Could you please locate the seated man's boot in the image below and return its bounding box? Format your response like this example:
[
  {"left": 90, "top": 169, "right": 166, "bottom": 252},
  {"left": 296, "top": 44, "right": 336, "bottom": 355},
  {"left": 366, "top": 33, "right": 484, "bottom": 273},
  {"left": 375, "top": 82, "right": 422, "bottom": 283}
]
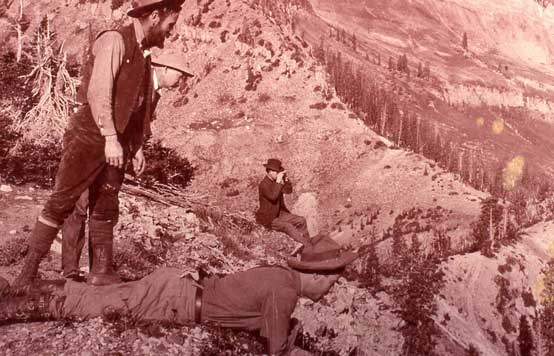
[
  {"left": 0, "top": 278, "right": 66, "bottom": 325},
  {"left": 88, "top": 243, "right": 121, "bottom": 286}
]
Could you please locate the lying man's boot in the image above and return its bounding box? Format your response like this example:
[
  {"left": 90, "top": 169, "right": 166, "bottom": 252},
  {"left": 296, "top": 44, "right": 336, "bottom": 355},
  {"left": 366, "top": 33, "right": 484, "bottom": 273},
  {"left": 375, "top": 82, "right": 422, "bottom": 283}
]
[
  {"left": 88, "top": 244, "right": 121, "bottom": 286},
  {"left": 0, "top": 277, "right": 67, "bottom": 325}
]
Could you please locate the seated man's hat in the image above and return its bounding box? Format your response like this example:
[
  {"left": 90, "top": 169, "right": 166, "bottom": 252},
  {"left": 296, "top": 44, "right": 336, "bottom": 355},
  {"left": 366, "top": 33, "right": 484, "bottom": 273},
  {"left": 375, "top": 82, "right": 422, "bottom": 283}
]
[
  {"left": 128, "top": 0, "right": 186, "bottom": 18},
  {"left": 263, "top": 158, "right": 284, "bottom": 172},
  {"left": 287, "top": 234, "right": 359, "bottom": 271}
]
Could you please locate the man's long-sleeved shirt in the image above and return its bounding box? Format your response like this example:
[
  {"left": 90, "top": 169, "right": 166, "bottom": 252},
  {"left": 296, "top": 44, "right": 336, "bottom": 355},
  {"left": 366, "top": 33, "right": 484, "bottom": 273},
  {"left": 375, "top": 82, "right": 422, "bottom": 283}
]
[{"left": 87, "top": 19, "right": 147, "bottom": 137}]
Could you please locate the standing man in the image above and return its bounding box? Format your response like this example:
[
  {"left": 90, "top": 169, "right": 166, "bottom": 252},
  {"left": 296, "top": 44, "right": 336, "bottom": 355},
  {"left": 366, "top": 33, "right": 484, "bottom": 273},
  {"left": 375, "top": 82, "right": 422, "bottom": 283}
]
[
  {"left": 15, "top": 0, "right": 185, "bottom": 287},
  {"left": 61, "top": 53, "right": 194, "bottom": 281},
  {"left": 256, "top": 158, "right": 311, "bottom": 247},
  {"left": 1, "top": 235, "right": 360, "bottom": 355}
]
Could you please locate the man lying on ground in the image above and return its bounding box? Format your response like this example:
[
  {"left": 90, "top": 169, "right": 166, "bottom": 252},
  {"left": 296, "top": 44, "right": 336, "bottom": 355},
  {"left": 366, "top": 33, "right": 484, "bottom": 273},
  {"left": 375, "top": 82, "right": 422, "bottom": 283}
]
[{"left": 0, "top": 235, "right": 359, "bottom": 356}]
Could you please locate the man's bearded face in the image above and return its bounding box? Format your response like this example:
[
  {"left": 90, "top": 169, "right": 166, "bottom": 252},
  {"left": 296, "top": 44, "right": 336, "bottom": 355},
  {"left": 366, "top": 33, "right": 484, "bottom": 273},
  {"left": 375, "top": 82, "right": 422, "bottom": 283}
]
[{"left": 149, "top": 12, "right": 179, "bottom": 49}]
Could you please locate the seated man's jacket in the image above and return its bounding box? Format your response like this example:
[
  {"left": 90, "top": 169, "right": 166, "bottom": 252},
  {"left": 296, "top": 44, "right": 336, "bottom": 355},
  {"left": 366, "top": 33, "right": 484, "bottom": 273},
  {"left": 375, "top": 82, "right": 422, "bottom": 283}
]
[{"left": 255, "top": 176, "right": 293, "bottom": 227}]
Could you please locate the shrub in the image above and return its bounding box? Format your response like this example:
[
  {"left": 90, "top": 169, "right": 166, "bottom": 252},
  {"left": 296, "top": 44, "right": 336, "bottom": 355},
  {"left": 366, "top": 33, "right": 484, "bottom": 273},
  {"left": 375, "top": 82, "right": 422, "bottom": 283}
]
[
  {"left": 138, "top": 140, "right": 195, "bottom": 189},
  {"left": 208, "top": 21, "right": 221, "bottom": 28},
  {"left": 330, "top": 102, "right": 344, "bottom": 110},
  {"left": 309, "top": 102, "right": 327, "bottom": 110},
  {"left": 258, "top": 93, "right": 271, "bottom": 103},
  {"left": 217, "top": 92, "right": 235, "bottom": 105},
  {"left": 0, "top": 134, "right": 61, "bottom": 188}
]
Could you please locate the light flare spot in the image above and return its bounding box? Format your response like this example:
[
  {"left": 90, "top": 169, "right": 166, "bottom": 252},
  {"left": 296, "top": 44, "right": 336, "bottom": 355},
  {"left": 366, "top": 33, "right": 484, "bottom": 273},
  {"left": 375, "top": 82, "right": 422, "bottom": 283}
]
[
  {"left": 492, "top": 118, "right": 504, "bottom": 134},
  {"left": 476, "top": 117, "right": 485, "bottom": 127},
  {"left": 534, "top": 277, "right": 545, "bottom": 304},
  {"left": 502, "top": 155, "right": 525, "bottom": 191},
  {"left": 548, "top": 240, "right": 554, "bottom": 258}
]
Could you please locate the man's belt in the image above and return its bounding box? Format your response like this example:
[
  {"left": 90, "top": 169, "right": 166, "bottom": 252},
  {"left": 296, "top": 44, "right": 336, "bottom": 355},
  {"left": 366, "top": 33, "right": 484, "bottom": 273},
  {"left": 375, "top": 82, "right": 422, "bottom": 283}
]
[
  {"left": 181, "top": 269, "right": 206, "bottom": 324},
  {"left": 194, "top": 284, "right": 202, "bottom": 324}
]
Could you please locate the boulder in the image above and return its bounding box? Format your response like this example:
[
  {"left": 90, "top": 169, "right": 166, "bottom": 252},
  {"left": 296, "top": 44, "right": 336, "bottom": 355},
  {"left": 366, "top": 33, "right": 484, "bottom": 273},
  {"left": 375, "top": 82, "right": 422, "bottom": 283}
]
[{"left": 292, "top": 192, "right": 319, "bottom": 237}]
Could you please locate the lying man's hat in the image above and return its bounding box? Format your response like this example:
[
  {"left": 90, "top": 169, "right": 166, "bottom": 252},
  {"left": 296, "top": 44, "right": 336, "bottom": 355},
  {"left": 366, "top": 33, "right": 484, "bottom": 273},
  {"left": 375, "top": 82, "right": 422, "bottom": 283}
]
[
  {"left": 152, "top": 53, "right": 194, "bottom": 77},
  {"left": 263, "top": 158, "right": 284, "bottom": 172},
  {"left": 128, "top": 0, "right": 185, "bottom": 18},
  {"left": 287, "top": 234, "right": 359, "bottom": 271}
]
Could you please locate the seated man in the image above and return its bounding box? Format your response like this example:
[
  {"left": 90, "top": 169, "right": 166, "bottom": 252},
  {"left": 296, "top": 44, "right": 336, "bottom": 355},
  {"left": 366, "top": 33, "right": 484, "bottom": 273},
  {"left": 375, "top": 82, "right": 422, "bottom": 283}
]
[
  {"left": 0, "top": 236, "right": 359, "bottom": 356},
  {"left": 255, "top": 158, "right": 311, "bottom": 247},
  {"left": 61, "top": 53, "right": 194, "bottom": 282}
]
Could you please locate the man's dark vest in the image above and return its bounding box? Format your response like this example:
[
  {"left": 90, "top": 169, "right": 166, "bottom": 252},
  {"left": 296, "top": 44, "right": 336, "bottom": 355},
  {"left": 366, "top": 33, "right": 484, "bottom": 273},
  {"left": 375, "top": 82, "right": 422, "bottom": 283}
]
[{"left": 76, "top": 24, "right": 153, "bottom": 137}]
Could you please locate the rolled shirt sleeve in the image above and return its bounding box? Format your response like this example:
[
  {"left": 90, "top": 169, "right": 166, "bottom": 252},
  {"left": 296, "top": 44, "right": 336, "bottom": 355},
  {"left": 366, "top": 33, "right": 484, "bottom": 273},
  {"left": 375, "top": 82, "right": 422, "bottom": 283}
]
[{"left": 87, "top": 31, "right": 125, "bottom": 137}]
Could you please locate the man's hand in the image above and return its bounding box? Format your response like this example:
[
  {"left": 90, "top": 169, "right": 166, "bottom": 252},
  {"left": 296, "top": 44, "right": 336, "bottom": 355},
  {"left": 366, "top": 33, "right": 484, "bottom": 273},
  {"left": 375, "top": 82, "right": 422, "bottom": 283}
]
[
  {"left": 104, "top": 135, "right": 124, "bottom": 169},
  {"left": 276, "top": 170, "right": 287, "bottom": 184},
  {"left": 132, "top": 147, "right": 146, "bottom": 176}
]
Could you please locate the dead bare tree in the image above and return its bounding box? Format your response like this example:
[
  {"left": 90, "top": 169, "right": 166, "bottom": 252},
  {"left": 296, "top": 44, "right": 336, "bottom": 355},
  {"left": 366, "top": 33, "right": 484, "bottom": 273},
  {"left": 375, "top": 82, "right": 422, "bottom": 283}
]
[
  {"left": 380, "top": 102, "right": 387, "bottom": 136},
  {"left": 397, "top": 111, "right": 403, "bottom": 145},
  {"left": 415, "top": 115, "right": 421, "bottom": 153},
  {"left": 12, "top": 17, "right": 77, "bottom": 145},
  {"left": 15, "top": 0, "right": 24, "bottom": 62}
]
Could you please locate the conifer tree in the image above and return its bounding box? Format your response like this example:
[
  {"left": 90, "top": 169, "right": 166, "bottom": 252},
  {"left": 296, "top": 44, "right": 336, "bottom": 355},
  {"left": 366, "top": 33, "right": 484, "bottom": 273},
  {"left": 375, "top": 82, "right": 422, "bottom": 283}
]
[
  {"left": 462, "top": 32, "right": 468, "bottom": 51},
  {"left": 423, "top": 62, "right": 430, "bottom": 80},
  {"left": 466, "top": 344, "right": 481, "bottom": 356},
  {"left": 518, "top": 315, "right": 535, "bottom": 356},
  {"left": 539, "top": 261, "right": 554, "bottom": 356}
]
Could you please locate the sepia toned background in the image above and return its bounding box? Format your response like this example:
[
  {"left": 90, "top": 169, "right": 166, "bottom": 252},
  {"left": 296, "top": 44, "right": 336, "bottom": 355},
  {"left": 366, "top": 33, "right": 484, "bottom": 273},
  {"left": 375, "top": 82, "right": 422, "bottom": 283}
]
[{"left": 1, "top": 0, "right": 554, "bottom": 355}]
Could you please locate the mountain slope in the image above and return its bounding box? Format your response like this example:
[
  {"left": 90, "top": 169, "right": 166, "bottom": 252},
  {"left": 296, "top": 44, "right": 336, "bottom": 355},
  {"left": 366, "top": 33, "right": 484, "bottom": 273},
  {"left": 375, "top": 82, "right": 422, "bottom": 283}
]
[{"left": 1, "top": 0, "right": 554, "bottom": 355}]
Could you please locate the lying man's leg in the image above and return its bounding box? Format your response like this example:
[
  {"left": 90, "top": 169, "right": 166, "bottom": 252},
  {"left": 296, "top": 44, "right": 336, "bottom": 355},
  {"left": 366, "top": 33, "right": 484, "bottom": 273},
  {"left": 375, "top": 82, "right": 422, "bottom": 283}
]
[{"left": 1, "top": 268, "right": 199, "bottom": 325}]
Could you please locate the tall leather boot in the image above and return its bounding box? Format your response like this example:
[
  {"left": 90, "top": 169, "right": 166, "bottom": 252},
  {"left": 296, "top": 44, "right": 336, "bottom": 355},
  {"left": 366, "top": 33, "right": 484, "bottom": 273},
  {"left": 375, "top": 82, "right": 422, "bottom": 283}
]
[
  {"left": 88, "top": 243, "right": 121, "bottom": 286},
  {"left": 0, "top": 278, "right": 66, "bottom": 326},
  {"left": 13, "top": 221, "right": 59, "bottom": 287},
  {"left": 87, "top": 218, "right": 121, "bottom": 286}
]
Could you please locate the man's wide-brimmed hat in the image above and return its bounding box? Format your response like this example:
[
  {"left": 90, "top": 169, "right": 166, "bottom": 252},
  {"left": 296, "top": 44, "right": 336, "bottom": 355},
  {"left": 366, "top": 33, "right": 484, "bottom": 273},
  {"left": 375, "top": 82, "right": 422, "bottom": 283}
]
[
  {"left": 128, "top": 0, "right": 185, "bottom": 18},
  {"left": 263, "top": 158, "right": 284, "bottom": 172},
  {"left": 152, "top": 53, "right": 194, "bottom": 77},
  {"left": 287, "top": 234, "right": 359, "bottom": 271}
]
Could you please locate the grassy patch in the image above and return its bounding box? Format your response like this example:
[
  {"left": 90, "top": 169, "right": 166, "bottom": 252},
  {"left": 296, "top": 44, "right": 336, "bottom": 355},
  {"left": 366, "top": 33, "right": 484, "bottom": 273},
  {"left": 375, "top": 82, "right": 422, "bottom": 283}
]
[{"left": 0, "top": 236, "right": 28, "bottom": 266}]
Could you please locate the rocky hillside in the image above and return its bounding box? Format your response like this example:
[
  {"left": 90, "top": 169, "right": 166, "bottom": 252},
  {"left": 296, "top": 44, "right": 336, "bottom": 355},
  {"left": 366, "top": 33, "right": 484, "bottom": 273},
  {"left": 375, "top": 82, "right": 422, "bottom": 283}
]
[{"left": 1, "top": 0, "right": 554, "bottom": 355}]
